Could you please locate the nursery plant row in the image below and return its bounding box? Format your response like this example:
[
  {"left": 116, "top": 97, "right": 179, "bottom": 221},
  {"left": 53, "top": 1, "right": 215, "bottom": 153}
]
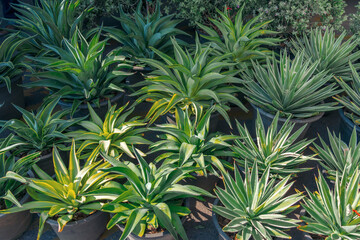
[{"left": 0, "top": 0, "right": 360, "bottom": 240}]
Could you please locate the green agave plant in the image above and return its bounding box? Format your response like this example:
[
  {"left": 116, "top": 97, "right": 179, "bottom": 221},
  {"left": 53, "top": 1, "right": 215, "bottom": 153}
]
[
  {"left": 10, "top": 0, "right": 90, "bottom": 55},
  {"left": 149, "top": 106, "right": 237, "bottom": 176},
  {"left": 95, "top": 148, "right": 213, "bottom": 240},
  {"left": 25, "top": 30, "right": 132, "bottom": 115},
  {"left": 67, "top": 102, "right": 150, "bottom": 159},
  {"left": 0, "top": 134, "right": 40, "bottom": 210},
  {"left": 0, "top": 33, "right": 30, "bottom": 93},
  {"left": 0, "top": 141, "right": 116, "bottom": 240},
  {"left": 132, "top": 36, "right": 247, "bottom": 125},
  {"left": 232, "top": 111, "right": 315, "bottom": 179},
  {"left": 100, "top": 0, "right": 187, "bottom": 60},
  {"left": 0, "top": 98, "right": 83, "bottom": 155},
  {"left": 334, "top": 63, "right": 360, "bottom": 126},
  {"left": 213, "top": 163, "right": 302, "bottom": 240},
  {"left": 312, "top": 128, "right": 360, "bottom": 181},
  {"left": 198, "top": 5, "right": 281, "bottom": 69},
  {"left": 291, "top": 27, "right": 360, "bottom": 81},
  {"left": 242, "top": 50, "right": 341, "bottom": 118},
  {"left": 300, "top": 169, "right": 360, "bottom": 239}
]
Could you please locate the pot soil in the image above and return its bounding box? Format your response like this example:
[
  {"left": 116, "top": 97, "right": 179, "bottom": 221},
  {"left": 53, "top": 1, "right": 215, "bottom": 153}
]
[
  {"left": 251, "top": 103, "right": 324, "bottom": 140},
  {"left": 116, "top": 199, "right": 189, "bottom": 240},
  {"left": 58, "top": 92, "right": 124, "bottom": 120},
  {"left": 338, "top": 108, "right": 360, "bottom": 143},
  {"left": 46, "top": 211, "right": 110, "bottom": 240},
  {"left": 0, "top": 171, "right": 34, "bottom": 240},
  {"left": 0, "top": 76, "right": 25, "bottom": 120}
]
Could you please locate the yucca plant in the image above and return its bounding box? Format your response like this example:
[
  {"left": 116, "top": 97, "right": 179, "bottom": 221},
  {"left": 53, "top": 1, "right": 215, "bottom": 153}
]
[
  {"left": 213, "top": 163, "right": 302, "bottom": 240},
  {"left": 291, "top": 28, "right": 360, "bottom": 81},
  {"left": 0, "top": 98, "right": 83, "bottom": 155},
  {"left": 25, "top": 30, "right": 132, "bottom": 115},
  {"left": 334, "top": 63, "right": 360, "bottom": 126},
  {"left": 198, "top": 6, "right": 281, "bottom": 69},
  {"left": 0, "top": 33, "right": 30, "bottom": 93},
  {"left": 9, "top": 0, "right": 90, "bottom": 55},
  {"left": 95, "top": 148, "right": 213, "bottom": 240},
  {"left": 149, "top": 106, "right": 237, "bottom": 176},
  {"left": 299, "top": 169, "right": 360, "bottom": 239},
  {"left": 100, "top": 0, "right": 187, "bottom": 60},
  {"left": 312, "top": 128, "right": 360, "bottom": 181},
  {"left": 67, "top": 102, "right": 150, "bottom": 159},
  {"left": 242, "top": 50, "right": 341, "bottom": 118},
  {"left": 232, "top": 111, "right": 315, "bottom": 179},
  {"left": 0, "top": 134, "right": 40, "bottom": 210},
  {"left": 132, "top": 36, "right": 247, "bottom": 125},
  {"left": 0, "top": 141, "right": 116, "bottom": 240}
]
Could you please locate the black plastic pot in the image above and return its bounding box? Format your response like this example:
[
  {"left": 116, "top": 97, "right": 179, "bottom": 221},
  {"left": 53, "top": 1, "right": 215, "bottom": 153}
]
[
  {"left": 58, "top": 93, "right": 124, "bottom": 120},
  {"left": 116, "top": 199, "right": 189, "bottom": 240},
  {"left": 181, "top": 173, "right": 220, "bottom": 193},
  {"left": 0, "top": 76, "right": 25, "bottom": 121},
  {"left": 338, "top": 109, "right": 360, "bottom": 143},
  {"left": 251, "top": 103, "right": 324, "bottom": 140},
  {"left": 0, "top": 172, "right": 34, "bottom": 240},
  {"left": 46, "top": 211, "right": 110, "bottom": 240},
  {"left": 36, "top": 150, "right": 69, "bottom": 176}
]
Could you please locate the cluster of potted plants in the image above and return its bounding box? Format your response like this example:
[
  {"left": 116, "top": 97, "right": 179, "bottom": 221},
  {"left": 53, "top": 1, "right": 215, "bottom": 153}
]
[{"left": 1, "top": 0, "right": 360, "bottom": 239}]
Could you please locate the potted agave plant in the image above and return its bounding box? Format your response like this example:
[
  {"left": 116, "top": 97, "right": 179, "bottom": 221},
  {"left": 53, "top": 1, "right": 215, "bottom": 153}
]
[
  {"left": 0, "top": 134, "right": 40, "bottom": 240},
  {"left": 198, "top": 5, "right": 281, "bottom": 70},
  {"left": 0, "top": 141, "right": 116, "bottom": 240},
  {"left": 97, "top": 148, "right": 213, "bottom": 240},
  {"left": 99, "top": 0, "right": 188, "bottom": 93},
  {"left": 0, "top": 98, "right": 83, "bottom": 175},
  {"left": 299, "top": 169, "right": 360, "bottom": 239},
  {"left": 242, "top": 50, "right": 341, "bottom": 138},
  {"left": 231, "top": 111, "right": 315, "bottom": 179},
  {"left": 312, "top": 127, "right": 360, "bottom": 181},
  {"left": 212, "top": 163, "right": 303, "bottom": 240},
  {"left": 9, "top": 0, "right": 91, "bottom": 55},
  {"left": 0, "top": 33, "right": 29, "bottom": 121},
  {"left": 26, "top": 29, "right": 133, "bottom": 118},
  {"left": 291, "top": 27, "right": 360, "bottom": 82},
  {"left": 67, "top": 102, "right": 150, "bottom": 160},
  {"left": 148, "top": 106, "right": 237, "bottom": 191},
  {"left": 132, "top": 35, "right": 247, "bottom": 126},
  {"left": 334, "top": 63, "right": 360, "bottom": 142}
]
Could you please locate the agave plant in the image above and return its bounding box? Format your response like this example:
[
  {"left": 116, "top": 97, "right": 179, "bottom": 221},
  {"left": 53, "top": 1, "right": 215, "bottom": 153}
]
[
  {"left": 213, "top": 163, "right": 302, "bottom": 240},
  {"left": 149, "top": 106, "right": 237, "bottom": 176},
  {"left": 300, "top": 169, "right": 360, "bottom": 239},
  {"left": 95, "top": 148, "right": 213, "bottom": 240},
  {"left": 25, "top": 30, "right": 132, "bottom": 115},
  {"left": 312, "top": 128, "right": 360, "bottom": 181},
  {"left": 0, "top": 33, "right": 30, "bottom": 93},
  {"left": 232, "top": 111, "right": 315, "bottom": 179},
  {"left": 0, "top": 141, "right": 116, "bottom": 240},
  {"left": 334, "top": 63, "right": 360, "bottom": 126},
  {"left": 291, "top": 28, "right": 360, "bottom": 81},
  {"left": 100, "top": 0, "right": 187, "bottom": 60},
  {"left": 0, "top": 134, "right": 39, "bottom": 210},
  {"left": 9, "top": 0, "right": 90, "bottom": 55},
  {"left": 132, "top": 36, "right": 247, "bottom": 125},
  {"left": 242, "top": 50, "right": 341, "bottom": 118},
  {"left": 198, "top": 6, "right": 281, "bottom": 69},
  {"left": 0, "top": 98, "right": 83, "bottom": 155},
  {"left": 67, "top": 102, "right": 150, "bottom": 159}
]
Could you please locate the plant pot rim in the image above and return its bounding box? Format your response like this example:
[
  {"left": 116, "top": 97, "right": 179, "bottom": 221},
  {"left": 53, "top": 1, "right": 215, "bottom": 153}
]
[
  {"left": 212, "top": 199, "right": 231, "bottom": 240},
  {"left": 0, "top": 75, "right": 22, "bottom": 89},
  {"left": 58, "top": 91, "right": 124, "bottom": 110},
  {"left": 338, "top": 108, "right": 360, "bottom": 132},
  {"left": 251, "top": 103, "right": 324, "bottom": 124},
  {"left": 116, "top": 198, "right": 190, "bottom": 239},
  {"left": 0, "top": 170, "right": 34, "bottom": 217},
  {"left": 45, "top": 210, "right": 105, "bottom": 226}
]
